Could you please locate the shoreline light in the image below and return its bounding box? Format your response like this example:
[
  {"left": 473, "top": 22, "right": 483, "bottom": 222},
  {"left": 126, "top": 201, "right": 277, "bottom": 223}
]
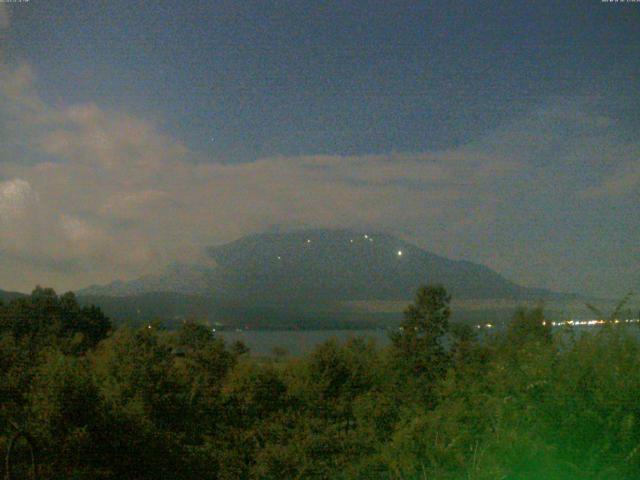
[{"left": 473, "top": 318, "right": 640, "bottom": 329}]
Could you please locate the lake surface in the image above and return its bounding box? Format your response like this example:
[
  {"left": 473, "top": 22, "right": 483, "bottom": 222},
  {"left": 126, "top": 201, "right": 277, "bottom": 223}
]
[
  {"left": 217, "top": 321, "right": 640, "bottom": 356},
  {"left": 217, "top": 329, "right": 392, "bottom": 356}
]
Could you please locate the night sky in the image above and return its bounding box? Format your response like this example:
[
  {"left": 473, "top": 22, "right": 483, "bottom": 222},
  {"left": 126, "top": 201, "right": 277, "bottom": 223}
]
[{"left": 0, "top": 0, "right": 638, "bottom": 296}]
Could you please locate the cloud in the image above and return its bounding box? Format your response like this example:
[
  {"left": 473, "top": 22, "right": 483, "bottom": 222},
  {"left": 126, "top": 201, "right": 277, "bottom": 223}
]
[
  {"left": 580, "top": 144, "right": 640, "bottom": 198},
  {"left": 0, "top": 62, "right": 637, "bottom": 295},
  {"left": 0, "top": 63, "right": 524, "bottom": 291},
  {"left": 0, "top": 178, "right": 35, "bottom": 222},
  {"left": 0, "top": 4, "right": 9, "bottom": 30}
]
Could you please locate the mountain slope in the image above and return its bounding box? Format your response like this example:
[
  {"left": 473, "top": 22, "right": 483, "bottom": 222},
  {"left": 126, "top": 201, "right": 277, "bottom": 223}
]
[
  {"left": 79, "top": 229, "right": 557, "bottom": 302},
  {"left": 207, "top": 230, "right": 539, "bottom": 301},
  {"left": 75, "top": 229, "right": 581, "bottom": 327},
  {"left": 80, "top": 263, "right": 217, "bottom": 297},
  {"left": 0, "top": 288, "right": 27, "bottom": 303}
]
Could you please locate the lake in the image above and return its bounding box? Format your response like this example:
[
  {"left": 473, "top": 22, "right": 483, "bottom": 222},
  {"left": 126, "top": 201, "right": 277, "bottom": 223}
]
[
  {"left": 217, "top": 329, "right": 392, "bottom": 356},
  {"left": 217, "top": 320, "right": 640, "bottom": 356}
]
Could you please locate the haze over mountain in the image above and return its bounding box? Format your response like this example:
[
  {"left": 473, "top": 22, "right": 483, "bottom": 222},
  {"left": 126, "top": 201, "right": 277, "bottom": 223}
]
[{"left": 80, "top": 229, "right": 562, "bottom": 302}]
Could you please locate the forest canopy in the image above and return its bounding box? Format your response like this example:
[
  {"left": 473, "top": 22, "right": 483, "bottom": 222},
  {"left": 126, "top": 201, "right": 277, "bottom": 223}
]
[{"left": 1, "top": 286, "right": 640, "bottom": 479}]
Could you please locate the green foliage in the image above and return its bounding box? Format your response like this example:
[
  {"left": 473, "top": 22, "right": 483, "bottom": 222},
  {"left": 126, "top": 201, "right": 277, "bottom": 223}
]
[
  {"left": 506, "top": 306, "right": 552, "bottom": 345},
  {"left": 0, "top": 287, "right": 111, "bottom": 353},
  {"left": 2, "top": 284, "right": 640, "bottom": 479},
  {"left": 390, "top": 284, "right": 452, "bottom": 404}
]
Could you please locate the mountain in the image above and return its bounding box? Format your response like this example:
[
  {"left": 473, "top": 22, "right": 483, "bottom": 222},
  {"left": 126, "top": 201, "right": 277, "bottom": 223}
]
[
  {"left": 80, "top": 263, "right": 217, "bottom": 297},
  {"left": 204, "top": 230, "right": 556, "bottom": 302},
  {"left": 80, "top": 229, "right": 563, "bottom": 302},
  {"left": 76, "top": 230, "right": 573, "bottom": 328}
]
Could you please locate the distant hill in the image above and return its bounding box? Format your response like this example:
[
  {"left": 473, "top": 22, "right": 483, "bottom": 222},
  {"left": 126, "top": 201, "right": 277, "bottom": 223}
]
[
  {"left": 0, "top": 288, "right": 26, "bottom": 303},
  {"left": 76, "top": 230, "right": 577, "bottom": 327},
  {"left": 80, "top": 263, "right": 217, "bottom": 297}
]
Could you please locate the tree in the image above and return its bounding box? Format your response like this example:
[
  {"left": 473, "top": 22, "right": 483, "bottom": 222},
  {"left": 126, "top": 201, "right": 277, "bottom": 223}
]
[
  {"left": 506, "top": 306, "right": 551, "bottom": 345},
  {"left": 89, "top": 325, "right": 191, "bottom": 479},
  {"left": 0, "top": 287, "right": 111, "bottom": 352},
  {"left": 230, "top": 340, "right": 250, "bottom": 357},
  {"left": 176, "top": 320, "right": 215, "bottom": 350},
  {"left": 27, "top": 351, "right": 103, "bottom": 478},
  {"left": 390, "top": 285, "right": 451, "bottom": 403}
]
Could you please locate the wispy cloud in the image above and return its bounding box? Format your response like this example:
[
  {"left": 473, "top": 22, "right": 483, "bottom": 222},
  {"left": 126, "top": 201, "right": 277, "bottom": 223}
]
[
  {"left": 0, "top": 62, "right": 637, "bottom": 295},
  {"left": 580, "top": 144, "right": 640, "bottom": 198},
  {"left": 0, "top": 63, "right": 523, "bottom": 290}
]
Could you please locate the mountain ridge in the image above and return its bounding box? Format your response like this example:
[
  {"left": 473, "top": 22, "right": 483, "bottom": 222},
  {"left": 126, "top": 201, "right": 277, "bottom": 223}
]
[
  {"left": 0, "top": 288, "right": 27, "bottom": 303},
  {"left": 79, "top": 229, "right": 566, "bottom": 301}
]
